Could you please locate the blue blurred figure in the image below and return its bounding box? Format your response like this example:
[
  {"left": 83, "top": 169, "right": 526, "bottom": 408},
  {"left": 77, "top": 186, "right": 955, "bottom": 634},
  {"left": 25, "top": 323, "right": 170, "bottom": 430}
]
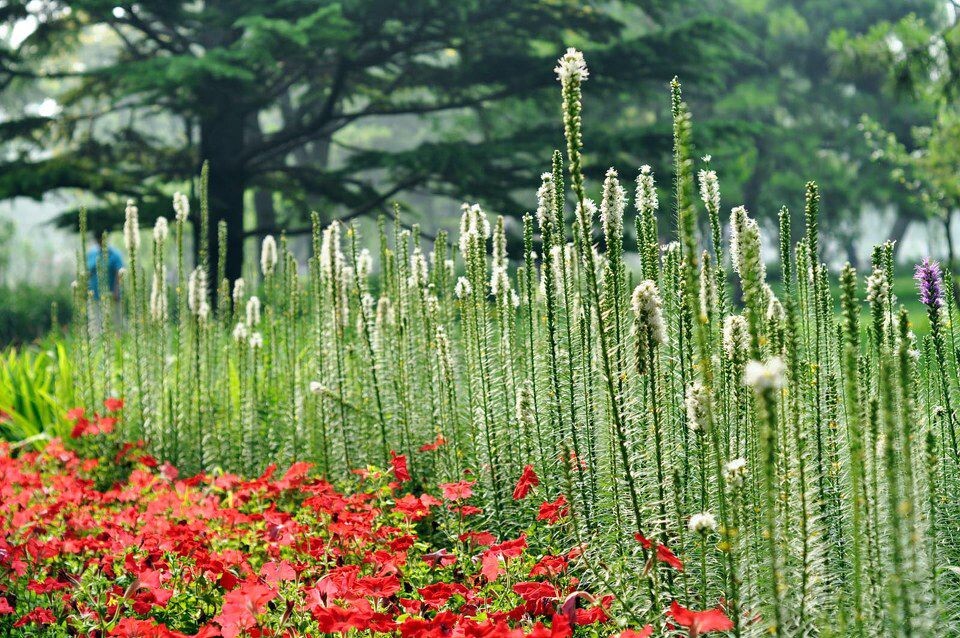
[{"left": 87, "top": 237, "right": 124, "bottom": 301}]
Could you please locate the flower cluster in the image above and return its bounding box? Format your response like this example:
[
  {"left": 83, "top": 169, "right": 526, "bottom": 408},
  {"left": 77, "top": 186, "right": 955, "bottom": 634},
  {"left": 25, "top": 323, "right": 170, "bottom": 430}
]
[
  {"left": 0, "top": 416, "right": 733, "bottom": 638},
  {"left": 914, "top": 257, "right": 944, "bottom": 309}
]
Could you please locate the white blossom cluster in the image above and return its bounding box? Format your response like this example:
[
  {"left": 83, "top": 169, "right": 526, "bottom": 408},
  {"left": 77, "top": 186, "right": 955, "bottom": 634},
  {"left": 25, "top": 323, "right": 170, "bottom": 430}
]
[
  {"left": 631, "top": 280, "right": 668, "bottom": 346},
  {"left": 124, "top": 199, "right": 140, "bottom": 253},
  {"left": 865, "top": 267, "right": 889, "bottom": 304},
  {"left": 260, "top": 235, "right": 278, "bottom": 276},
  {"left": 408, "top": 247, "right": 429, "bottom": 289},
  {"left": 455, "top": 276, "right": 472, "bottom": 300},
  {"left": 635, "top": 165, "right": 659, "bottom": 214},
  {"left": 684, "top": 382, "right": 710, "bottom": 433},
  {"left": 600, "top": 168, "right": 626, "bottom": 241},
  {"left": 689, "top": 511, "right": 718, "bottom": 534},
  {"left": 698, "top": 169, "right": 720, "bottom": 214},
  {"left": 187, "top": 267, "right": 208, "bottom": 319},
  {"left": 729, "top": 205, "right": 763, "bottom": 281},
  {"left": 722, "top": 314, "right": 749, "bottom": 361},
  {"left": 150, "top": 267, "right": 167, "bottom": 322},
  {"left": 724, "top": 457, "right": 748, "bottom": 486},
  {"left": 554, "top": 47, "right": 588, "bottom": 84},
  {"left": 232, "top": 278, "right": 246, "bottom": 308},
  {"left": 246, "top": 296, "right": 261, "bottom": 327},
  {"left": 153, "top": 216, "right": 169, "bottom": 245},
  {"left": 459, "top": 203, "right": 490, "bottom": 256},
  {"left": 173, "top": 191, "right": 189, "bottom": 223},
  {"left": 744, "top": 357, "right": 787, "bottom": 390},
  {"left": 536, "top": 173, "right": 556, "bottom": 232}
]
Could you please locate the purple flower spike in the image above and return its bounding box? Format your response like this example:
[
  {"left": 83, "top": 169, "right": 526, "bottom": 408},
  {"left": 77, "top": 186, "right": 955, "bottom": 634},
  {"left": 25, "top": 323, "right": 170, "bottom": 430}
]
[{"left": 915, "top": 257, "right": 945, "bottom": 308}]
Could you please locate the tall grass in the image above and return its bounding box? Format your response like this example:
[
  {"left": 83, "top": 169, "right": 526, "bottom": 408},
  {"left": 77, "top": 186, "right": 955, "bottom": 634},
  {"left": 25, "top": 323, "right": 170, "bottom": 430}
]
[
  {"left": 0, "top": 343, "right": 77, "bottom": 446},
  {"left": 64, "top": 49, "right": 959, "bottom": 635}
]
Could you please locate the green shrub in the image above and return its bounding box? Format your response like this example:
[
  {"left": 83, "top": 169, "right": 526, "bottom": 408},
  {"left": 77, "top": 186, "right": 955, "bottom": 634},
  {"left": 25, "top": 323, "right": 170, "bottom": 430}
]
[{"left": 0, "top": 284, "right": 71, "bottom": 346}]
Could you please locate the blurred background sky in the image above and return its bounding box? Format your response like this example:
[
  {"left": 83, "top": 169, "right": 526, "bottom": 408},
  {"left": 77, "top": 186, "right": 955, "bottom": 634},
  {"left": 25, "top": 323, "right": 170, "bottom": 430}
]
[{"left": 0, "top": 0, "right": 958, "bottom": 288}]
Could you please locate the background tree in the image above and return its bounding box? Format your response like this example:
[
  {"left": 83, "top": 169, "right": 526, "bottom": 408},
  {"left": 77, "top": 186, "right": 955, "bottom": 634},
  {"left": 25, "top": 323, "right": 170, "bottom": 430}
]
[
  {"left": 833, "top": 8, "right": 960, "bottom": 267},
  {"left": 0, "top": 0, "right": 739, "bottom": 282},
  {"left": 667, "top": 0, "right": 942, "bottom": 266}
]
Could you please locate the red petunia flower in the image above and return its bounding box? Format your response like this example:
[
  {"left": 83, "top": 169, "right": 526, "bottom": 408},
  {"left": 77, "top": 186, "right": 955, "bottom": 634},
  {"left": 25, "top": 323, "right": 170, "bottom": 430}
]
[
  {"left": 656, "top": 544, "right": 684, "bottom": 572},
  {"left": 422, "top": 548, "right": 457, "bottom": 568},
  {"left": 417, "top": 582, "right": 468, "bottom": 609},
  {"left": 537, "top": 495, "right": 569, "bottom": 524},
  {"left": 667, "top": 600, "right": 734, "bottom": 636},
  {"left": 459, "top": 530, "right": 496, "bottom": 547},
  {"left": 103, "top": 397, "right": 125, "bottom": 411},
  {"left": 214, "top": 581, "right": 277, "bottom": 638},
  {"left": 489, "top": 534, "right": 527, "bottom": 558},
  {"left": 616, "top": 627, "right": 654, "bottom": 638},
  {"left": 259, "top": 561, "right": 297, "bottom": 584},
  {"left": 419, "top": 433, "right": 447, "bottom": 452},
  {"left": 450, "top": 505, "right": 482, "bottom": 517},
  {"left": 512, "top": 464, "right": 540, "bottom": 500},
  {"left": 513, "top": 580, "right": 558, "bottom": 602},
  {"left": 439, "top": 480, "right": 475, "bottom": 501},
  {"left": 530, "top": 554, "right": 568, "bottom": 578},
  {"left": 13, "top": 607, "right": 55, "bottom": 628},
  {"left": 357, "top": 574, "right": 402, "bottom": 598},
  {"left": 390, "top": 451, "right": 411, "bottom": 482},
  {"left": 634, "top": 534, "right": 684, "bottom": 571}
]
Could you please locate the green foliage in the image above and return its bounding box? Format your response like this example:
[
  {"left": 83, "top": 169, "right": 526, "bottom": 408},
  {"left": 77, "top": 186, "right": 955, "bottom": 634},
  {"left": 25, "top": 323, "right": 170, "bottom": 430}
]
[
  {"left": 0, "top": 284, "right": 71, "bottom": 346},
  {"left": 0, "top": 343, "right": 76, "bottom": 447}
]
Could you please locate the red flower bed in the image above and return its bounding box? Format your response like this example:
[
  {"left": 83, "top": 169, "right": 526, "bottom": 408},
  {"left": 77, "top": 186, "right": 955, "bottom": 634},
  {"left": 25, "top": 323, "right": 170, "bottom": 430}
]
[{"left": 0, "top": 403, "right": 732, "bottom": 637}]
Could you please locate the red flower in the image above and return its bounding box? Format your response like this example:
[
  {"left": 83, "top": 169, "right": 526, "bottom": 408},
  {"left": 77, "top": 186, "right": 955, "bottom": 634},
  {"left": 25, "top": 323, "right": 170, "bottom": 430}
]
[
  {"left": 439, "top": 480, "right": 475, "bottom": 501},
  {"left": 259, "top": 560, "right": 297, "bottom": 584},
  {"left": 214, "top": 581, "right": 277, "bottom": 638},
  {"left": 480, "top": 551, "right": 503, "bottom": 582},
  {"left": 459, "top": 530, "right": 496, "bottom": 547},
  {"left": 489, "top": 534, "right": 527, "bottom": 558},
  {"left": 394, "top": 493, "right": 438, "bottom": 521},
  {"left": 419, "top": 433, "right": 447, "bottom": 452},
  {"left": 0, "top": 597, "right": 12, "bottom": 615},
  {"left": 616, "top": 627, "right": 654, "bottom": 638},
  {"left": 390, "top": 451, "right": 411, "bottom": 482},
  {"left": 656, "top": 544, "right": 684, "bottom": 572},
  {"left": 667, "top": 600, "right": 734, "bottom": 635},
  {"left": 634, "top": 534, "right": 684, "bottom": 571},
  {"left": 104, "top": 397, "right": 125, "bottom": 411},
  {"left": 418, "top": 582, "right": 468, "bottom": 608},
  {"left": 530, "top": 554, "right": 568, "bottom": 578},
  {"left": 69, "top": 415, "right": 92, "bottom": 438},
  {"left": 513, "top": 581, "right": 558, "bottom": 602},
  {"left": 13, "top": 607, "right": 55, "bottom": 628},
  {"left": 512, "top": 464, "right": 540, "bottom": 500},
  {"left": 537, "top": 495, "right": 569, "bottom": 524},
  {"left": 450, "top": 505, "right": 482, "bottom": 517},
  {"left": 357, "top": 574, "right": 402, "bottom": 598}
]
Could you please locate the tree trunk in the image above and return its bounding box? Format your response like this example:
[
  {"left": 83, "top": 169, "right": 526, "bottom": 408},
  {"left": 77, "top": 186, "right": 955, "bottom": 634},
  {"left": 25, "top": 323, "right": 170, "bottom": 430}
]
[
  {"left": 197, "top": 0, "right": 246, "bottom": 288},
  {"left": 200, "top": 103, "right": 246, "bottom": 287},
  {"left": 887, "top": 213, "right": 910, "bottom": 263},
  {"left": 843, "top": 234, "right": 859, "bottom": 270},
  {"left": 247, "top": 117, "right": 277, "bottom": 232}
]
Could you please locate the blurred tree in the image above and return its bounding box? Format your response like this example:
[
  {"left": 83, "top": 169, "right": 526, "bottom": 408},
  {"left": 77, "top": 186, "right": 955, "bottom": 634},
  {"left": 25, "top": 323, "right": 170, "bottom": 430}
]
[
  {"left": 665, "top": 0, "right": 942, "bottom": 266},
  {"left": 0, "top": 1, "right": 739, "bottom": 282},
  {"left": 833, "top": 9, "right": 960, "bottom": 267}
]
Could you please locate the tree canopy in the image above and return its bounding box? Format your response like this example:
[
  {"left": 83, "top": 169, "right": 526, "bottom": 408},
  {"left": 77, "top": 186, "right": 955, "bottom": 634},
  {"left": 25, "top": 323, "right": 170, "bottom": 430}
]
[{"left": 0, "top": 0, "right": 740, "bottom": 281}]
